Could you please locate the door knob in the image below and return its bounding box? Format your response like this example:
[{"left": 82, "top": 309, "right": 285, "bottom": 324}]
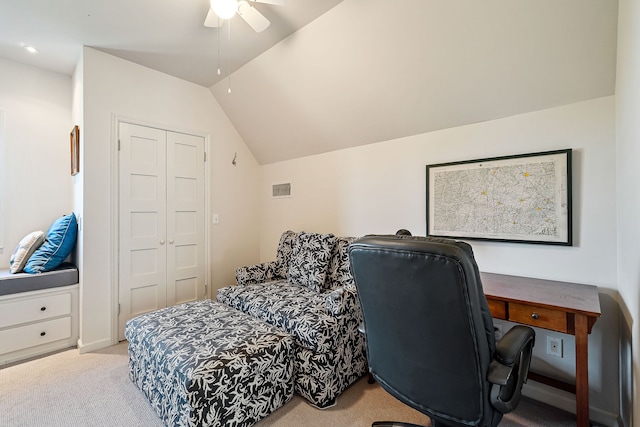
[
  {"left": 160, "top": 240, "right": 165, "bottom": 245},
  {"left": 169, "top": 239, "right": 174, "bottom": 244}
]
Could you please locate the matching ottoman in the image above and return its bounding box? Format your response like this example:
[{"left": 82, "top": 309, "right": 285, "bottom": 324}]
[{"left": 125, "top": 300, "right": 294, "bottom": 427}]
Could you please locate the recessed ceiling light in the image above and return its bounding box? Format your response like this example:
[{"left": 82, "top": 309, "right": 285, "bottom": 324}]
[{"left": 24, "top": 45, "right": 38, "bottom": 54}]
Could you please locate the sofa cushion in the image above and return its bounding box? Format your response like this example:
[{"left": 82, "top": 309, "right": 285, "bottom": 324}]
[
  {"left": 274, "top": 230, "right": 298, "bottom": 279},
  {"left": 288, "top": 232, "right": 336, "bottom": 292},
  {"left": 326, "top": 236, "right": 356, "bottom": 290},
  {"left": 217, "top": 282, "right": 338, "bottom": 353},
  {"left": 0, "top": 263, "right": 78, "bottom": 296}
]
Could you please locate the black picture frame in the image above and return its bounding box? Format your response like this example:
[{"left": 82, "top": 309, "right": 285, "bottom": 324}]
[{"left": 426, "top": 149, "right": 572, "bottom": 245}]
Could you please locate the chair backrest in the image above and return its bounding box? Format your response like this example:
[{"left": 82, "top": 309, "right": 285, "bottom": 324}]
[{"left": 348, "top": 235, "right": 500, "bottom": 427}]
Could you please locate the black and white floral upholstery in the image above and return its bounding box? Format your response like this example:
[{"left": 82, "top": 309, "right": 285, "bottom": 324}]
[
  {"left": 326, "top": 236, "right": 357, "bottom": 290},
  {"left": 236, "top": 230, "right": 298, "bottom": 286},
  {"left": 324, "top": 285, "right": 360, "bottom": 316},
  {"left": 217, "top": 232, "right": 367, "bottom": 409},
  {"left": 274, "top": 230, "right": 298, "bottom": 278},
  {"left": 218, "top": 282, "right": 336, "bottom": 353},
  {"left": 288, "top": 232, "right": 336, "bottom": 292},
  {"left": 125, "top": 300, "right": 294, "bottom": 427},
  {"left": 235, "top": 261, "right": 280, "bottom": 286}
]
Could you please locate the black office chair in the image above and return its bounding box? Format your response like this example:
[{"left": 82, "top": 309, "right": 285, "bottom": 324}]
[{"left": 348, "top": 235, "right": 535, "bottom": 427}]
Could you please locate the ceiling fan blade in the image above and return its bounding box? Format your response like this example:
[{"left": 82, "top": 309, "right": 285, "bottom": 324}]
[
  {"left": 204, "top": 8, "right": 222, "bottom": 28},
  {"left": 249, "top": 0, "right": 285, "bottom": 5},
  {"left": 237, "top": 1, "right": 270, "bottom": 32}
]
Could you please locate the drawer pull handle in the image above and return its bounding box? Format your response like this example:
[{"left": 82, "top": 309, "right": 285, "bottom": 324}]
[
  {"left": 531, "top": 313, "right": 539, "bottom": 320},
  {"left": 40, "top": 332, "right": 46, "bottom": 337},
  {"left": 40, "top": 306, "right": 47, "bottom": 311}
]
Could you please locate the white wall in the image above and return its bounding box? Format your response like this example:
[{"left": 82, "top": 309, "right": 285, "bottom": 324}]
[
  {"left": 260, "top": 97, "right": 617, "bottom": 284},
  {"left": 260, "top": 96, "right": 620, "bottom": 424},
  {"left": 77, "top": 48, "right": 261, "bottom": 352},
  {"left": 615, "top": 0, "right": 640, "bottom": 426},
  {"left": 0, "top": 58, "right": 73, "bottom": 266}
]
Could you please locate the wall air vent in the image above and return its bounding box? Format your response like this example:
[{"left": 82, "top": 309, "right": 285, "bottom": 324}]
[{"left": 272, "top": 182, "right": 292, "bottom": 198}]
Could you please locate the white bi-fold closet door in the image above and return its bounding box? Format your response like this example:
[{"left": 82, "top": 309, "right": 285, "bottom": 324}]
[{"left": 118, "top": 122, "right": 206, "bottom": 340}]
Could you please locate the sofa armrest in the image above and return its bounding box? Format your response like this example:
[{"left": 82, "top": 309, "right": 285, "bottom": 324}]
[
  {"left": 236, "top": 261, "right": 281, "bottom": 286},
  {"left": 325, "top": 285, "right": 360, "bottom": 316}
]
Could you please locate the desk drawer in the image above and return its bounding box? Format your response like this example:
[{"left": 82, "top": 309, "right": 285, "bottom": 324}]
[
  {"left": 0, "top": 317, "right": 71, "bottom": 354},
  {"left": 487, "top": 299, "right": 506, "bottom": 319},
  {"left": 509, "top": 302, "right": 567, "bottom": 332}
]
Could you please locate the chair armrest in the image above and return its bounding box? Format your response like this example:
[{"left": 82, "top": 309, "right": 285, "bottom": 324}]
[
  {"left": 236, "top": 261, "right": 281, "bottom": 286},
  {"left": 325, "top": 285, "right": 360, "bottom": 316},
  {"left": 488, "top": 325, "right": 535, "bottom": 414},
  {"left": 494, "top": 324, "right": 536, "bottom": 366},
  {"left": 488, "top": 325, "right": 535, "bottom": 385}
]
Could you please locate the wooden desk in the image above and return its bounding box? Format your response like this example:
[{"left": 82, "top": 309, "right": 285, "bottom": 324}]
[{"left": 480, "top": 272, "right": 601, "bottom": 427}]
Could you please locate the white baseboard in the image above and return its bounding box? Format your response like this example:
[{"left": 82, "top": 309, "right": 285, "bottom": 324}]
[
  {"left": 523, "top": 381, "right": 621, "bottom": 427},
  {"left": 76, "top": 338, "right": 113, "bottom": 354}
]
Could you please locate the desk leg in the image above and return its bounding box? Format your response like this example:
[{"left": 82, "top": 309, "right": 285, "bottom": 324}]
[{"left": 575, "top": 314, "right": 590, "bottom": 427}]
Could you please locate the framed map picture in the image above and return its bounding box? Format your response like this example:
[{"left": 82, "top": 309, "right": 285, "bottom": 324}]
[{"left": 426, "top": 149, "right": 572, "bottom": 245}]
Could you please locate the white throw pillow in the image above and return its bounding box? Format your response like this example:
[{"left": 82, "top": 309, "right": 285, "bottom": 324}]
[{"left": 9, "top": 231, "right": 45, "bottom": 274}]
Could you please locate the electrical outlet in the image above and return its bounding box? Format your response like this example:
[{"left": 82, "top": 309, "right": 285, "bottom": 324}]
[{"left": 547, "top": 336, "right": 563, "bottom": 358}]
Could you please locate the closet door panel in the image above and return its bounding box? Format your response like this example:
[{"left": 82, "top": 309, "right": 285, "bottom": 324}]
[
  {"left": 118, "top": 123, "right": 168, "bottom": 340},
  {"left": 166, "top": 131, "right": 206, "bottom": 306}
]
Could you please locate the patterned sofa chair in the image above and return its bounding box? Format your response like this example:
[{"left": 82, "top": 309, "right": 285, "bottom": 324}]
[{"left": 216, "top": 230, "right": 368, "bottom": 408}]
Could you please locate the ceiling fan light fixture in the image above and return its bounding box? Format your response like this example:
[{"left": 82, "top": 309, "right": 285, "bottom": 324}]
[{"left": 211, "top": 0, "right": 238, "bottom": 19}]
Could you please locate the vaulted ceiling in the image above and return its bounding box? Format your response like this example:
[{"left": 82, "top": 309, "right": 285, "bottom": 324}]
[
  {"left": 0, "top": 0, "right": 618, "bottom": 165},
  {"left": 211, "top": 0, "right": 619, "bottom": 164}
]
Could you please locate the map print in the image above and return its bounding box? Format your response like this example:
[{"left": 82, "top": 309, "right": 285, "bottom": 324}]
[{"left": 428, "top": 153, "right": 570, "bottom": 243}]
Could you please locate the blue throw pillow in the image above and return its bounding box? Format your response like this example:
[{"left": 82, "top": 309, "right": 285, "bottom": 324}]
[{"left": 24, "top": 213, "right": 77, "bottom": 274}]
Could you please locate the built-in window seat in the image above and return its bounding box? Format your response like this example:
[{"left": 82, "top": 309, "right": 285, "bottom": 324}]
[
  {"left": 0, "top": 263, "right": 79, "bottom": 366},
  {"left": 0, "top": 262, "right": 78, "bottom": 296}
]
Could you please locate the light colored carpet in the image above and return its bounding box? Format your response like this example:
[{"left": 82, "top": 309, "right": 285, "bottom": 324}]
[{"left": 0, "top": 343, "right": 576, "bottom": 426}]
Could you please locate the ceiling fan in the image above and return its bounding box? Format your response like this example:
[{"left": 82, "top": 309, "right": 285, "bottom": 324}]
[{"left": 205, "top": 0, "right": 284, "bottom": 33}]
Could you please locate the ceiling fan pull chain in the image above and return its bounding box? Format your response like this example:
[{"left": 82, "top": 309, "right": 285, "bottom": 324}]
[
  {"left": 217, "top": 16, "right": 221, "bottom": 75},
  {"left": 228, "top": 18, "right": 232, "bottom": 94}
]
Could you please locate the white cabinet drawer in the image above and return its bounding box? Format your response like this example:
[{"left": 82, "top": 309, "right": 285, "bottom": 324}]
[
  {"left": 0, "top": 317, "right": 72, "bottom": 354},
  {"left": 0, "top": 293, "right": 71, "bottom": 328}
]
